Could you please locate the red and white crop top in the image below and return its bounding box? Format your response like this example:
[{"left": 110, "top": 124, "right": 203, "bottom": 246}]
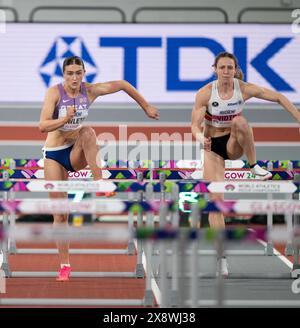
[{"left": 205, "top": 78, "right": 244, "bottom": 128}]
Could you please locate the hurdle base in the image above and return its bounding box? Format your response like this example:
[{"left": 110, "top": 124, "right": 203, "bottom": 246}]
[
  {"left": 135, "top": 264, "right": 145, "bottom": 278},
  {"left": 170, "top": 290, "right": 179, "bottom": 307},
  {"left": 8, "top": 243, "right": 17, "bottom": 255},
  {"left": 11, "top": 248, "right": 129, "bottom": 255},
  {"left": 184, "top": 299, "right": 300, "bottom": 308},
  {"left": 292, "top": 264, "right": 300, "bottom": 272},
  {"left": 1, "top": 263, "right": 11, "bottom": 278},
  {"left": 285, "top": 243, "right": 294, "bottom": 256},
  {"left": 143, "top": 290, "right": 154, "bottom": 307},
  {"left": 127, "top": 241, "right": 136, "bottom": 255},
  {"left": 0, "top": 298, "right": 145, "bottom": 307},
  {"left": 10, "top": 271, "right": 138, "bottom": 278},
  {"left": 265, "top": 242, "right": 274, "bottom": 256},
  {"left": 165, "top": 272, "right": 293, "bottom": 279}
]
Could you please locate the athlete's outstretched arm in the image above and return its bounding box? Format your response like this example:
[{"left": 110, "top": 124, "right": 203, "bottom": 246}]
[
  {"left": 39, "top": 87, "right": 75, "bottom": 132},
  {"left": 90, "top": 80, "right": 159, "bottom": 120},
  {"left": 191, "top": 87, "right": 211, "bottom": 150},
  {"left": 243, "top": 83, "right": 300, "bottom": 130}
]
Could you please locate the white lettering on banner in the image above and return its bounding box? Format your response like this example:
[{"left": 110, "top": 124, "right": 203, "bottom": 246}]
[
  {"left": 68, "top": 170, "right": 92, "bottom": 179},
  {"left": 291, "top": 270, "right": 300, "bottom": 294},
  {"left": 224, "top": 171, "right": 256, "bottom": 179},
  {"left": 19, "top": 200, "right": 125, "bottom": 214},
  {"left": 26, "top": 180, "right": 116, "bottom": 192},
  {"left": 0, "top": 24, "right": 299, "bottom": 103},
  {"left": 249, "top": 201, "right": 300, "bottom": 214},
  {"left": 208, "top": 182, "right": 297, "bottom": 193},
  {"left": 291, "top": 9, "right": 300, "bottom": 34}
]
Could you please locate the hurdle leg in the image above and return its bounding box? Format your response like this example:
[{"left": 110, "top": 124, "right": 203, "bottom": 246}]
[
  {"left": 292, "top": 205, "right": 300, "bottom": 272},
  {"left": 158, "top": 203, "right": 169, "bottom": 308},
  {"left": 143, "top": 183, "right": 155, "bottom": 306},
  {"left": 153, "top": 172, "right": 167, "bottom": 277},
  {"left": 285, "top": 161, "right": 295, "bottom": 256},
  {"left": 8, "top": 216, "right": 17, "bottom": 254},
  {"left": 292, "top": 244, "right": 300, "bottom": 272},
  {"left": 190, "top": 203, "right": 199, "bottom": 308},
  {"left": 1, "top": 177, "right": 11, "bottom": 277},
  {"left": 135, "top": 172, "right": 145, "bottom": 278},
  {"left": 215, "top": 231, "right": 225, "bottom": 308},
  {"left": 285, "top": 212, "right": 293, "bottom": 256},
  {"left": 127, "top": 192, "right": 136, "bottom": 255},
  {"left": 143, "top": 237, "right": 154, "bottom": 306},
  {"left": 1, "top": 218, "right": 11, "bottom": 277},
  {"left": 170, "top": 184, "right": 180, "bottom": 307},
  {"left": 2, "top": 167, "right": 17, "bottom": 254},
  {"left": 265, "top": 192, "right": 274, "bottom": 255}
]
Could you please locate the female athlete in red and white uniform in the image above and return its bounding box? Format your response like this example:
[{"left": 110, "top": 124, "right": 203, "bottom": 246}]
[{"left": 191, "top": 52, "right": 300, "bottom": 276}]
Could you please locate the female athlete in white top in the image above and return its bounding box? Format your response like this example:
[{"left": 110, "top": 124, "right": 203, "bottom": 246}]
[{"left": 191, "top": 52, "right": 300, "bottom": 276}]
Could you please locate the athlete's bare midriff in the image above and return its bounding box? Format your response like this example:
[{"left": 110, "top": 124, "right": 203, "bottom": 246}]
[
  {"left": 204, "top": 123, "right": 231, "bottom": 138},
  {"left": 44, "top": 129, "right": 80, "bottom": 147}
]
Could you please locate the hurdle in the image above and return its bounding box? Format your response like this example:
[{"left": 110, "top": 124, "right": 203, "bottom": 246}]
[
  {"left": 135, "top": 224, "right": 300, "bottom": 308},
  {"left": 1, "top": 160, "right": 300, "bottom": 306},
  {"left": 0, "top": 200, "right": 182, "bottom": 307},
  {"left": 1, "top": 161, "right": 149, "bottom": 256},
  {"left": 1, "top": 197, "right": 300, "bottom": 307},
  {"left": 0, "top": 198, "right": 176, "bottom": 279},
  {"left": 0, "top": 223, "right": 150, "bottom": 306}
]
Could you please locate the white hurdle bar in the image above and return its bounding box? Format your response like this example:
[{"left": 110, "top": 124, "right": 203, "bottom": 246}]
[
  {"left": 1, "top": 170, "right": 150, "bottom": 257},
  {"left": 0, "top": 227, "right": 158, "bottom": 307}
]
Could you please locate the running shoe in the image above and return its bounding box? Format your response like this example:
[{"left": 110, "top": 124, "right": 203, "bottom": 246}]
[
  {"left": 56, "top": 265, "right": 71, "bottom": 282},
  {"left": 250, "top": 164, "right": 272, "bottom": 180}
]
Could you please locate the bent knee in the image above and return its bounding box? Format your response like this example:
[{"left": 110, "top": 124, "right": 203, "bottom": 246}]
[
  {"left": 231, "top": 116, "right": 249, "bottom": 131},
  {"left": 79, "top": 127, "right": 97, "bottom": 140}
]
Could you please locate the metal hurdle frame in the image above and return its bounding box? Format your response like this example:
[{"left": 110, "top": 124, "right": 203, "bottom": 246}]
[
  {"left": 0, "top": 163, "right": 152, "bottom": 281},
  {"left": 1, "top": 159, "right": 161, "bottom": 291},
  {"left": 1, "top": 160, "right": 300, "bottom": 307},
  {"left": 265, "top": 162, "right": 299, "bottom": 257},
  {"left": 1, "top": 185, "right": 300, "bottom": 306},
  {"left": 1, "top": 205, "right": 146, "bottom": 281},
  {"left": 2, "top": 158, "right": 298, "bottom": 259},
  {"left": 149, "top": 224, "right": 300, "bottom": 308},
  {"left": 4, "top": 160, "right": 144, "bottom": 256},
  {"left": 0, "top": 205, "right": 175, "bottom": 307},
  {"left": 145, "top": 176, "right": 300, "bottom": 307}
]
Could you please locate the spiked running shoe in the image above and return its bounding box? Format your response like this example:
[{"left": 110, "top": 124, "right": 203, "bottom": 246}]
[
  {"left": 56, "top": 265, "right": 71, "bottom": 282},
  {"left": 250, "top": 164, "right": 272, "bottom": 180}
]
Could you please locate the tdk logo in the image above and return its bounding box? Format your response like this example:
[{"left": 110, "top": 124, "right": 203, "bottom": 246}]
[
  {"left": 99, "top": 36, "right": 295, "bottom": 92},
  {"left": 40, "top": 35, "right": 295, "bottom": 92},
  {"left": 39, "top": 36, "right": 98, "bottom": 87}
]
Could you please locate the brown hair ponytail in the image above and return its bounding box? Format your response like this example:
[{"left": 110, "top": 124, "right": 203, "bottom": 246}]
[{"left": 234, "top": 67, "right": 244, "bottom": 80}]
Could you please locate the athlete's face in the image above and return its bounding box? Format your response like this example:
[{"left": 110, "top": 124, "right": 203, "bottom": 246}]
[
  {"left": 215, "top": 57, "right": 236, "bottom": 81},
  {"left": 63, "top": 64, "right": 85, "bottom": 90}
]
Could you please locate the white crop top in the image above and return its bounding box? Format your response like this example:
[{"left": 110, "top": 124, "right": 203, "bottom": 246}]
[{"left": 205, "top": 78, "right": 244, "bottom": 128}]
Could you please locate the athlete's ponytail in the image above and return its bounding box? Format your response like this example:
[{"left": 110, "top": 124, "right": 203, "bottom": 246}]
[{"left": 234, "top": 67, "right": 244, "bottom": 80}]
